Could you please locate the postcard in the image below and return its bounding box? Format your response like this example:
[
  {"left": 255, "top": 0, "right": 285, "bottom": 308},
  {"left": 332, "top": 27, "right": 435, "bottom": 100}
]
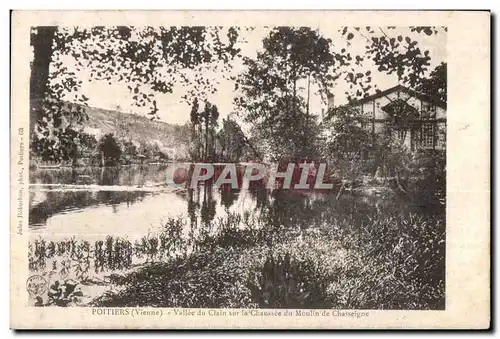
[{"left": 10, "top": 10, "right": 490, "bottom": 329}]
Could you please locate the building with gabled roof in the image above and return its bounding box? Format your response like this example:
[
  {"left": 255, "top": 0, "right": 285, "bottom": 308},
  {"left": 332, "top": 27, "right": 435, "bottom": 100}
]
[{"left": 334, "top": 84, "right": 446, "bottom": 152}]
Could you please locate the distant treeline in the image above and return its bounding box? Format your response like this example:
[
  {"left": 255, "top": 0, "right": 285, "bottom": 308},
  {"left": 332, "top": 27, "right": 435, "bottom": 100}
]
[{"left": 31, "top": 131, "right": 177, "bottom": 167}]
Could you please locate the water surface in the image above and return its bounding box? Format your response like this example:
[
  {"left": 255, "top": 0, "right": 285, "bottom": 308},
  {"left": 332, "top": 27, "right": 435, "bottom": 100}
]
[{"left": 29, "top": 165, "right": 433, "bottom": 239}]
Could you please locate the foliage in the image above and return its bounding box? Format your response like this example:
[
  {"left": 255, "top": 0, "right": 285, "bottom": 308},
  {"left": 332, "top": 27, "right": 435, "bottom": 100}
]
[
  {"left": 121, "top": 140, "right": 138, "bottom": 161},
  {"left": 416, "top": 62, "right": 447, "bottom": 103},
  {"left": 217, "top": 118, "right": 248, "bottom": 162},
  {"left": 28, "top": 25, "right": 447, "bottom": 309},
  {"left": 30, "top": 25, "right": 244, "bottom": 161},
  {"left": 189, "top": 98, "right": 222, "bottom": 162},
  {"left": 79, "top": 132, "right": 98, "bottom": 151},
  {"left": 408, "top": 150, "right": 446, "bottom": 207},
  {"left": 329, "top": 212, "right": 445, "bottom": 309},
  {"left": 92, "top": 247, "right": 252, "bottom": 308},
  {"left": 98, "top": 133, "right": 122, "bottom": 166},
  {"left": 323, "top": 105, "right": 373, "bottom": 186},
  {"left": 28, "top": 218, "right": 188, "bottom": 280},
  {"left": 84, "top": 206, "right": 444, "bottom": 309},
  {"left": 247, "top": 252, "right": 331, "bottom": 308},
  {"left": 30, "top": 192, "right": 445, "bottom": 309},
  {"left": 234, "top": 27, "right": 335, "bottom": 161},
  {"left": 189, "top": 97, "right": 201, "bottom": 160},
  {"left": 369, "top": 134, "right": 446, "bottom": 206},
  {"left": 44, "top": 279, "right": 84, "bottom": 307},
  {"left": 336, "top": 26, "right": 446, "bottom": 101},
  {"left": 324, "top": 106, "right": 372, "bottom": 158},
  {"left": 31, "top": 127, "right": 77, "bottom": 162}
]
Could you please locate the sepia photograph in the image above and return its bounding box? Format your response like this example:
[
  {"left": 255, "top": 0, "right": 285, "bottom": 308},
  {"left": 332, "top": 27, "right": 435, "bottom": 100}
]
[
  {"left": 10, "top": 10, "right": 490, "bottom": 329},
  {"left": 27, "top": 24, "right": 447, "bottom": 310}
]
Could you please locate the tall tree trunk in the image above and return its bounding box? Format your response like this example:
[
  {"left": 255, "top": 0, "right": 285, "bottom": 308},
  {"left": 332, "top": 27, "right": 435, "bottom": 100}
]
[
  {"left": 242, "top": 133, "right": 261, "bottom": 160},
  {"left": 198, "top": 123, "right": 202, "bottom": 161},
  {"left": 72, "top": 144, "right": 79, "bottom": 167},
  {"left": 225, "top": 130, "right": 230, "bottom": 162},
  {"left": 204, "top": 119, "right": 209, "bottom": 162},
  {"left": 30, "top": 27, "right": 57, "bottom": 134},
  {"left": 211, "top": 127, "right": 216, "bottom": 162},
  {"left": 284, "top": 48, "right": 289, "bottom": 118},
  {"left": 306, "top": 74, "right": 311, "bottom": 117},
  {"left": 292, "top": 61, "right": 297, "bottom": 119},
  {"left": 190, "top": 123, "right": 196, "bottom": 160},
  {"left": 305, "top": 73, "right": 311, "bottom": 159},
  {"left": 291, "top": 61, "right": 298, "bottom": 160}
]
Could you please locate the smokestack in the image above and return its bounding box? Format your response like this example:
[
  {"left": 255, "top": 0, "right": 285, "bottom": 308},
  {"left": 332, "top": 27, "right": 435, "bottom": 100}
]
[
  {"left": 321, "top": 92, "right": 335, "bottom": 121},
  {"left": 327, "top": 93, "right": 335, "bottom": 111}
]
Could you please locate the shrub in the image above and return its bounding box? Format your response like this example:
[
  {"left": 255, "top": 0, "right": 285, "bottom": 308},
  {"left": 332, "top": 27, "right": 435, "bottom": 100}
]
[
  {"left": 247, "top": 251, "right": 332, "bottom": 308},
  {"left": 29, "top": 209, "right": 445, "bottom": 310}
]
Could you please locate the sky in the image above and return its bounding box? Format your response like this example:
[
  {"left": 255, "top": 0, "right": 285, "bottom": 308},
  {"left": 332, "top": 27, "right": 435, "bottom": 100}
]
[{"left": 56, "top": 26, "right": 447, "bottom": 126}]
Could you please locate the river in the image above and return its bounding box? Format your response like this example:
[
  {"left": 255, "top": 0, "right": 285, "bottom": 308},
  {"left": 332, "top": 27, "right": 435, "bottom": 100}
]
[
  {"left": 29, "top": 164, "right": 436, "bottom": 240},
  {"left": 27, "top": 164, "right": 446, "bottom": 309}
]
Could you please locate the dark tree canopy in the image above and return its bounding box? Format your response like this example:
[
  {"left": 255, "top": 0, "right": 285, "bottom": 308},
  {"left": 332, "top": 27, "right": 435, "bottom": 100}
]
[
  {"left": 416, "top": 62, "right": 447, "bottom": 103},
  {"left": 30, "top": 26, "right": 244, "bottom": 161},
  {"left": 234, "top": 27, "right": 336, "bottom": 160},
  {"left": 336, "top": 26, "right": 446, "bottom": 101},
  {"left": 98, "top": 133, "right": 122, "bottom": 166}
]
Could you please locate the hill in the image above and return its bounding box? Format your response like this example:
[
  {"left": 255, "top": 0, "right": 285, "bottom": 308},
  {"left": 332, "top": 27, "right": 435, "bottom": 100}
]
[{"left": 82, "top": 105, "right": 191, "bottom": 160}]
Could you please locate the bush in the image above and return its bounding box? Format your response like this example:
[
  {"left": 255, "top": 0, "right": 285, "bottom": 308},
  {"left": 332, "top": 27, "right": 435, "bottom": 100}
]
[
  {"left": 92, "top": 247, "right": 253, "bottom": 308},
  {"left": 247, "top": 251, "right": 332, "bottom": 308},
  {"left": 30, "top": 207, "right": 445, "bottom": 310}
]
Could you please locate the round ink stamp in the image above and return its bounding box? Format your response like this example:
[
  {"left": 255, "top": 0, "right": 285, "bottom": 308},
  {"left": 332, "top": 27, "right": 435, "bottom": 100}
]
[{"left": 26, "top": 275, "right": 47, "bottom": 298}]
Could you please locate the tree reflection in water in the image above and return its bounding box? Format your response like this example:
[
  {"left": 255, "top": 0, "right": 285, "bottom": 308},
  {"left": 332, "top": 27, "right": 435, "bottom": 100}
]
[{"left": 29, "top": 165, "right": 442, "bottom": 238}]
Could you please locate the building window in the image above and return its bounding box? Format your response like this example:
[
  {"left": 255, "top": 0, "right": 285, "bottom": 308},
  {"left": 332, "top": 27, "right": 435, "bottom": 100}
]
[
  {"left": 363, "top": 103, "right": 373, "bottom": 116},
  {"left": 421, "top": 123, "right": 435, "bottom": 149},
  {"left": 399, "top": 129, "right": 407, "bottom": 140},
  {"left": 363, "top": 121, "right": 372, "bottom": 133},
  {"left": 421, "top": 102, "right": 436, "bottom": 118}
]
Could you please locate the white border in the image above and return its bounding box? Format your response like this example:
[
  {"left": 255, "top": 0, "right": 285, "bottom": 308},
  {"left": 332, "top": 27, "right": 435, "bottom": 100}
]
[{"left": 3, "top": 3, "right": 494, "bottom": 337}]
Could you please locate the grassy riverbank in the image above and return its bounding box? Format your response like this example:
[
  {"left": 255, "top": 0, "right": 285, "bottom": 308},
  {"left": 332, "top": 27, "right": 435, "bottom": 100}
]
[
  {"left": 89, "top": 213, "right": 444, "bottom": 309},
  {"left": 29, "top": 205, "right": 442, "bottom": 310}
]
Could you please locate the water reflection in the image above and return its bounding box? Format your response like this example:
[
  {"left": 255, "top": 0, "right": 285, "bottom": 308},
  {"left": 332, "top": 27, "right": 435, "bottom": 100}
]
[
  {"left": 30, "top": 164, "right": 169, "bottom": 187},
  {"left": 29, "top": 189, "right": 149, "bottom": 227},
  {"left": 29, "top": 165, "right": 443, "bottom": 237}
]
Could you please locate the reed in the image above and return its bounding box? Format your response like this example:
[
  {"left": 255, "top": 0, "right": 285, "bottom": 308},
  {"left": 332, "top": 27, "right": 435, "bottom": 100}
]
[{"left": 29, "top": 207, "right": 445, "bottom": 309}]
